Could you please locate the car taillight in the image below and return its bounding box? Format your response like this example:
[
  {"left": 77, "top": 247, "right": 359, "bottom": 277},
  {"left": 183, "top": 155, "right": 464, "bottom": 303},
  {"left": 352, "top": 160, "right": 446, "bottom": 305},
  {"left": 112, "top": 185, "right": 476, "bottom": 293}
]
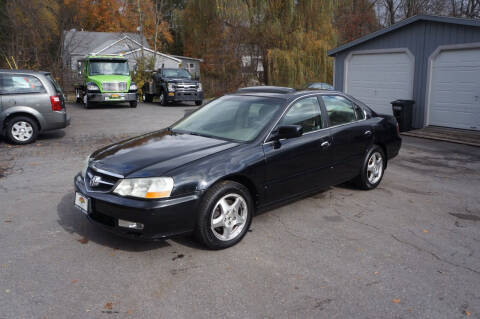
[{"left": 50, "top": 96, "right": 62, "bottom": 111}]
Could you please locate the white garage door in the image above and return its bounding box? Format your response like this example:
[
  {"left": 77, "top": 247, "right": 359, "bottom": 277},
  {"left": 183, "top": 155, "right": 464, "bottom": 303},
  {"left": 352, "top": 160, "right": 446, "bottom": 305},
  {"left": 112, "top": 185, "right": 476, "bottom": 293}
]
[
  {"left": 345, "top": 51, "right": 414, "bottom": 115},
  {"left": 428, "top": 48, "right": 480, "bottom": 131}
]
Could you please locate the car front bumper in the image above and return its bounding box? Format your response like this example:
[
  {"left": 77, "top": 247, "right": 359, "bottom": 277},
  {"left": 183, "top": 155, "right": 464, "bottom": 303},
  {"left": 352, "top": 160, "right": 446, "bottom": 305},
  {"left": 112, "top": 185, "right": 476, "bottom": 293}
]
[
  {"left": 166, "top": 91, "right": 203, "bottom": 102},
  {"left": 87, "top": 92, "right": 137, "bottom": 103},
  {"left": 74, "top": 173, "right": 201, "bottom": 240}
]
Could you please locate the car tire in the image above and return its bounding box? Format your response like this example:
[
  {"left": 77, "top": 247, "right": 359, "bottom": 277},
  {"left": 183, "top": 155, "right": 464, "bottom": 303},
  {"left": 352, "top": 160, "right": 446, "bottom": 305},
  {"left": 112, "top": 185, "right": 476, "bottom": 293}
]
[
  {"left": 130, "top": 101, "right": 138, "bottom": 108},
  {"left": 159, "top": 91, "right": 168, "bottom": 106},
  {"left": 5, "top": 116, "right": 39, "bottom": 145},
  {"left": 195, "top": 181, "right": 253, "bottom": 250},
  {"left": 354, "top": 145, "right": 386, "bottom": 190},
  {"left": 195, "top": 100, "right": 202, "bottom": 106}
]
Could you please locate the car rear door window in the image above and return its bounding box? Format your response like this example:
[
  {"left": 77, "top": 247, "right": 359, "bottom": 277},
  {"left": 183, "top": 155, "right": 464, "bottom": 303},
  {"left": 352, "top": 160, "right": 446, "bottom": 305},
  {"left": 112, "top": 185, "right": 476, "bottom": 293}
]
[
  {"left": 0, "top": 74, "right": 46, "bottom": 94},
  {"left": 322, "top": 95, "right": 357, "bottom": 126},
  {"left": 279, "top": 96, "right": 323, "bottom": 133}
]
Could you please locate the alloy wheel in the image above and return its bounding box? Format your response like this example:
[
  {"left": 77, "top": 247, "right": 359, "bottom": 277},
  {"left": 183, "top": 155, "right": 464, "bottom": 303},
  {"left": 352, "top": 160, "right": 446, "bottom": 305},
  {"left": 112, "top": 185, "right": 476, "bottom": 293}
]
[
  {"left": 367, "top": 151, "right": 383, "bottom": 184},
  {"left": 210, "top": 193, "right": 248, "bottom": 241}
]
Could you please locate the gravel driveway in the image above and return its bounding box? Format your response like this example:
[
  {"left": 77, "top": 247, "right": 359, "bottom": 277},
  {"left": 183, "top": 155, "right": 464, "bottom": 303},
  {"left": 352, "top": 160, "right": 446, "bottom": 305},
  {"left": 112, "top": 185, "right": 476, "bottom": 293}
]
[{"left": 1, "top": 102, "right": 479, "bottom": 319}]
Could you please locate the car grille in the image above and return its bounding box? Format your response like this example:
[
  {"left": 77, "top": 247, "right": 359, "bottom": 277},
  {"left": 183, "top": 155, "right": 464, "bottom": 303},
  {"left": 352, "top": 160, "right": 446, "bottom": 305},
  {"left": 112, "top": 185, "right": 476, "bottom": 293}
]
[
  {"left": 102, "top": 82, "right": 127, "bottom": 92},
  {"left": 85, "top": 168, "right": 120, "bottom": 192},
  {"left": 175, "top": 83, "right": 197, "bottom": 92}
]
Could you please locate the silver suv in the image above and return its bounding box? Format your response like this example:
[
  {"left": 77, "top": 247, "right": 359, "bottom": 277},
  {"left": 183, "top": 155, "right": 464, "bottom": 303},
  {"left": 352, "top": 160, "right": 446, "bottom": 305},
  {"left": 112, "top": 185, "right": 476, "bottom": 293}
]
[{"left": 0, "top": 70, "right": 70, "bottom": 144}]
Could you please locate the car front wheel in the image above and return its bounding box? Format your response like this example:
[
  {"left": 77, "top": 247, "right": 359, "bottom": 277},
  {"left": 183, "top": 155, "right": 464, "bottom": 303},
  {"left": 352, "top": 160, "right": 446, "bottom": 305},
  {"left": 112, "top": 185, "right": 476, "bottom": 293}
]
[
  {"left": 6, "top": 116, "right": 39, "bottom": 145},
  {"left": 196, "top": 181, "right": 253, "bottom": 249},
  {"left": 355, "top": 145, "right": 385, "bottom": 190}
]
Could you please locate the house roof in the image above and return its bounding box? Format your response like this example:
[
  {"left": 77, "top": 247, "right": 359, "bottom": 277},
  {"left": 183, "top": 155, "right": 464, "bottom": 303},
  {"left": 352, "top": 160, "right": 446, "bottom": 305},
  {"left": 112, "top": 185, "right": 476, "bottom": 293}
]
[
  {"left": 63, "top": 30, "right": 149, "bottom": 56},
  {"left": 328, "top": 15, "right": 480, "bottom": 56},
  {"left": 170, "top": 55, "right": 204, "bottom": 62},
  {"left": 123, "top": 48, "right": 182, "bottom": 63}
]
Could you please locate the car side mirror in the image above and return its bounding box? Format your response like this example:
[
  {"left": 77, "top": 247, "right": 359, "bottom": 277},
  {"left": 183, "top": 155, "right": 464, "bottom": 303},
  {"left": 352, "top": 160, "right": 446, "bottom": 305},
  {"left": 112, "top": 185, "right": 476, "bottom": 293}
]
[{"left": 273, "top": 125, "right": 303, "bottom": 140}]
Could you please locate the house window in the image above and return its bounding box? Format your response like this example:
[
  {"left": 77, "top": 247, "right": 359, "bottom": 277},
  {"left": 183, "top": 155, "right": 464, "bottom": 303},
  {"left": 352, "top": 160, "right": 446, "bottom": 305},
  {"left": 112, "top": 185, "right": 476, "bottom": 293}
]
[{"left": 190, "top": 63, "right": 194, "bottom": 68}]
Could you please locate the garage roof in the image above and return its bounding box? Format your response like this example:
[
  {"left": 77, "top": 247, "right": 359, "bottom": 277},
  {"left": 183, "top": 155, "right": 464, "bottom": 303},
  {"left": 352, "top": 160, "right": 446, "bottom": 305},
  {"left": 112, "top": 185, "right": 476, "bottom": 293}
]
[{"left": 328, "top": 15, "right": 480, "bottom": 56}]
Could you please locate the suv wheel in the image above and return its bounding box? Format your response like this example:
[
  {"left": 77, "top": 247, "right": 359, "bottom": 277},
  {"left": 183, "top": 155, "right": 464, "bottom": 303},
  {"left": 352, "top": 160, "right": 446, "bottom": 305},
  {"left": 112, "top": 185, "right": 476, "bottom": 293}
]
[
  {"left": 195, "top": 181, "right": 253, "bottom": 249},
  {"left": 6, "top": 116, "right": 39, "bottom": 145}
]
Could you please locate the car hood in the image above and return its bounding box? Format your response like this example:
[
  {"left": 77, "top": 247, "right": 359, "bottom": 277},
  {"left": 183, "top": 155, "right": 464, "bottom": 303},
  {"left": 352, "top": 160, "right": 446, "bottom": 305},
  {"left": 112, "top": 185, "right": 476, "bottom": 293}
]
[{"left": 89, "top": 129, "right": 239, "bottom": 177}]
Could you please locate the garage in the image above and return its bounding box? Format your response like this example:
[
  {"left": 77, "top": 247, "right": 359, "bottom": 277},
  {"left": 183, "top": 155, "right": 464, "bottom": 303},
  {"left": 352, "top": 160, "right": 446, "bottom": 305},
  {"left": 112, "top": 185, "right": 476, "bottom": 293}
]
[
  {"left": 345, "top": 51, "right": 414, "bottom": 115},
  {"left": 329, "top": 15, "right": 480, "bottom": 130},
  {"left": 428, "top": 47, "right": 480, "bottom": 131}
]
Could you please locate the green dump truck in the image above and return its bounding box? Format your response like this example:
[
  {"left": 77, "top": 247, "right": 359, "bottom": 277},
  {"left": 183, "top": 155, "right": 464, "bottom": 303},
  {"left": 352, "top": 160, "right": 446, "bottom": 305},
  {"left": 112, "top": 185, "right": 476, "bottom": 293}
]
[{"left": 74, "top": 55, "right": 138, "bottom": 109}]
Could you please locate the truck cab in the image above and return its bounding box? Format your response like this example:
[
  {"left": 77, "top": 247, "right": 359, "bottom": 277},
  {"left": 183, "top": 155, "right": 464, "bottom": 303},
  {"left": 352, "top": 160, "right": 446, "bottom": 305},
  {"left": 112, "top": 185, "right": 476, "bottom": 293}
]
[
  {"left": 75, "top": 55, "right": 138, "bottom": 109},
  {"left": 142, "top": 68, "right": 203, "bottom": 106}
]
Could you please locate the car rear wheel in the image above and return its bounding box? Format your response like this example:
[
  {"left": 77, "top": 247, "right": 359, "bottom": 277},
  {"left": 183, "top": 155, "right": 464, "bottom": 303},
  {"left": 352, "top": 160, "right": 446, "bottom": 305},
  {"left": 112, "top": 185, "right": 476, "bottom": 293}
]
[
  {"left": 130, "top": 101, "right": 137, "bottom": 108},
  {"left": 196, "top": 181, "right": 253, "bottom": 249},
  {"left": 354, "top": 145, "right": 385, "bottom": 190},
  {"left": 6, "top": 116, "right": 39, "bottom": 145},
  {"left": 195, "top": 100, "right": 202, "bottom": 106}
]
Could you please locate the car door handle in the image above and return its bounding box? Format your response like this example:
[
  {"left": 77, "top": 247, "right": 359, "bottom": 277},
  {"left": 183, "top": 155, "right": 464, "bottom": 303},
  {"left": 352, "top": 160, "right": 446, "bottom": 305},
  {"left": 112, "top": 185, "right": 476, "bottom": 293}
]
[
  {"left": 364, "top": 130, "right": 372, "bottom": 136},
  {"left": 321, "top": 141, "right": 331, "bottom": 148}
]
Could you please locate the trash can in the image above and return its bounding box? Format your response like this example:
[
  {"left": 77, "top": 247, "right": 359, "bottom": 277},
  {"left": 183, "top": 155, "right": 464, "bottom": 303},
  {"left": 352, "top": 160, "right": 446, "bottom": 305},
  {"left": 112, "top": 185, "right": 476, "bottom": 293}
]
[{"left": 391, "top": 100, "right": 414, "bottom": 132}]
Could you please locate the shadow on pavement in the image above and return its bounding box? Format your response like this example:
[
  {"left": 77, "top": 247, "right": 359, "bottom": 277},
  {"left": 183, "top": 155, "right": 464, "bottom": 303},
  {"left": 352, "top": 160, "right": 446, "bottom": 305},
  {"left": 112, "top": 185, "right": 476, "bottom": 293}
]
[{"left": 57, "top": 192, "right": 171, "bottom": 252}]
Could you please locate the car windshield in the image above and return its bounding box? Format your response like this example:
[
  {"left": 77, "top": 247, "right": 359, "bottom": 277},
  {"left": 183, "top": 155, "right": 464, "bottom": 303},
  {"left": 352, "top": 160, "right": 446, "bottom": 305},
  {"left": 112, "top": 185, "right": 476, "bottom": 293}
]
[
  {"left": 89, "top": 60, "right": 129, "bottom": 75},
  {"left": 163, "top": 69, "right": 191, "bottom": 78},
  {"left": 172, "top": 95, "right": 283, "bottom": 142}
]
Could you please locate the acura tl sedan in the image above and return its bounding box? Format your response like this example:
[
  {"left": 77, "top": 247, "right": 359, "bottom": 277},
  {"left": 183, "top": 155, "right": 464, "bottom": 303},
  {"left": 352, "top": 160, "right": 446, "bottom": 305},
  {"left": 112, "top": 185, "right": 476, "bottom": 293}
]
[{"left": 74, "top": 86, "right": 401, "bottom": 249}]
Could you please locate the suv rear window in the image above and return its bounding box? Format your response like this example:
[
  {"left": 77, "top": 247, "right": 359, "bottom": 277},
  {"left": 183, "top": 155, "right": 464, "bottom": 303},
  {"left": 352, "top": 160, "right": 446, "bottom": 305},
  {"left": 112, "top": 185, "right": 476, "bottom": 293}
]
[
  {"left": 45, "top": 73, "right": 63, "bottom": 94},
  {"left": 0, "top": 74, "right": 46, "bottom": 94}
]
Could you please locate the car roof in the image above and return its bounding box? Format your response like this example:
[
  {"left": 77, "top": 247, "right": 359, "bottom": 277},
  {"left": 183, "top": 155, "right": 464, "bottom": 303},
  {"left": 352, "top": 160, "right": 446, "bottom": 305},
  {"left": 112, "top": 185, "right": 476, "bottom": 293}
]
[
  {"left": 0, "top": 69, "right": 50, "bottom": 76},
  {"left": 232, "top": 86, "right": 344, "bottom": 101}
]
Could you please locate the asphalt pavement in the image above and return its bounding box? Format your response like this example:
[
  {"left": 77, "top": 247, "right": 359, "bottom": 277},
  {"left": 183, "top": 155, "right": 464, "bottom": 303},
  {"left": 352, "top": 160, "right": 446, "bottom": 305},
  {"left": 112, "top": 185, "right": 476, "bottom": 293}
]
[{"left": 0, "top": 102, "right": 479, "bottom": 319}]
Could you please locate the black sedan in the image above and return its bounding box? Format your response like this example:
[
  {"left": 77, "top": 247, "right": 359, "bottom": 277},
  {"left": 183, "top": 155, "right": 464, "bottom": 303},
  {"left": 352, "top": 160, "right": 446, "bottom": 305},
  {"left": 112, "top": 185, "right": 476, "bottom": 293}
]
[{"left": 74, "top": 86, "right": 401, "bottom": 249}]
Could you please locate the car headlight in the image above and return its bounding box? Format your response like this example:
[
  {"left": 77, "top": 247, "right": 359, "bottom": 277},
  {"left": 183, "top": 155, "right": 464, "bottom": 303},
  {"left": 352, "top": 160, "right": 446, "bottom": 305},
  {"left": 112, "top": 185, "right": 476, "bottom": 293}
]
[
  {"left": 86, "top": 82, "right": 100, "bottom": 92},
  {"left": 113, "top": 177, "right": 174, "bottom": 199},
  {"left": 167, "top": 83, "right": 175, "bottom": 92},
  {"left": 197, "top": 83, "right": 202, "bottom": 92},
  {"left": 81, "top": 155, "right": 91, "bottom": 178},
  {"left": 129, "top": 83, "right": 137, "bottom": 91}
]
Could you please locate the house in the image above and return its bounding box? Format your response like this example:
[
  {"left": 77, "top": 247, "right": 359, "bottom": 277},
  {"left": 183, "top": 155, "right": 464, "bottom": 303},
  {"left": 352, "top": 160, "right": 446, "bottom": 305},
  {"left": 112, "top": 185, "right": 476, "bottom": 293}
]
[
  {"left": 328, "top": 15, "right": 480, "bottom": 131},
  {"left": 62, "top": 30, "right": 202, "bottom": 79}
]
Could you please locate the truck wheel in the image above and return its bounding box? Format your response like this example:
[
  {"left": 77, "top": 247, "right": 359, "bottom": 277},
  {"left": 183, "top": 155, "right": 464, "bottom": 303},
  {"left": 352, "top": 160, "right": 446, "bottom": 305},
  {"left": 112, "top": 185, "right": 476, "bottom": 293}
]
[
  {"left": 195, "top": 100, "right": 203, "bottom": 106},
  {"left": 75, "top": 89, "right": 82, "bottom": 104},
  {"left": 6, "top": 116, "right": 39, "bottom": 145},
  {"left": 159, "top": 91, "right": 168, "bottom": 106},
  {"left": 143, "top": 93, "right": 153, "bottom": 103},
  {"left": 83, "top": 95, "right": 92, "bottom": 109},
  {"left": 130, "top": 101, "right": 138, "bottom": 108}
]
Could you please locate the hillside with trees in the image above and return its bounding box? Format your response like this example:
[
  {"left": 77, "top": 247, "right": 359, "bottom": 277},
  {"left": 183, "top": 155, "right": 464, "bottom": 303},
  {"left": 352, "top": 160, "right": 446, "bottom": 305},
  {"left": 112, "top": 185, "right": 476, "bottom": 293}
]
[{"left": 0, "top": 0, "right": 478, "bottom": 96}]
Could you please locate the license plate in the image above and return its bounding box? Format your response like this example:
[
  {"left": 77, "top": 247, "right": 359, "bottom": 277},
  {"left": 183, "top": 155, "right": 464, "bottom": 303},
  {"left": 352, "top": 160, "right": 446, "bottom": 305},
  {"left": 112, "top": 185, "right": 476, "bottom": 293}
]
[
  {"left": 75, "top": 192, "right": 89, "bottom": 215},
  {"left": 105, "top": 95, "right": 125, "bottom": 101}
]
